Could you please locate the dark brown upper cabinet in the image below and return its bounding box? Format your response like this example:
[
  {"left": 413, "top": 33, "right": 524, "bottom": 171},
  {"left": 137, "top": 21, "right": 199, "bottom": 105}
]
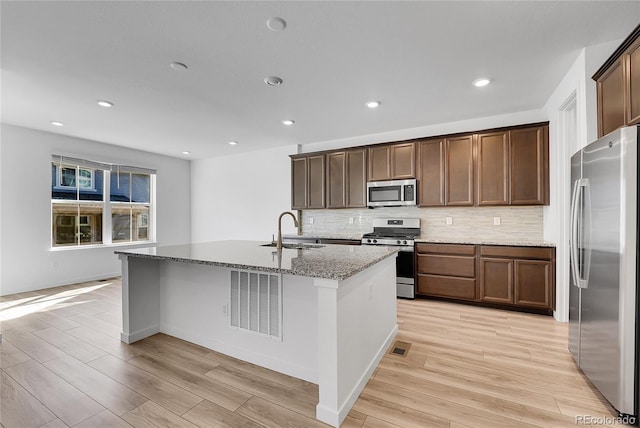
[
  {"left": 326, "top": 149, "right": 367, "bottom": 209},
  {"left": 368, "top": 142, "right": 415, "bottom": 181},
  {"left": 476, "top": 125, "right": 549, "bottom": 206},
  {"left": 597, "top": 59, "right": 626, "bottom": 137},
  {"left": 417, "top": 135, "right": 474, "bottom": 206},
  {"left": 291, "top": 154, "right": 325, "bottom": 210},
  {"left": 477, "top": 131, "right": 509, "bottom": 206},
  {"left": 510, "top": 125, "right": 549, "bottom": 205},
  {"left": 417, "top": 139, "right": 445, "bottom": 206},
  {"left": 594, "top": 24, "right": 640, "bottom": 137},
  {"left": 445, "top": 135, "right": 475, "bottom": 206}
]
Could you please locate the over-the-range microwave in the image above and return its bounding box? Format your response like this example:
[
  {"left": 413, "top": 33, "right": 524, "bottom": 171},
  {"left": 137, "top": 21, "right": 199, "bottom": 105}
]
[{"left": 366, "top": 179, "right": 417, "bottom": 207}]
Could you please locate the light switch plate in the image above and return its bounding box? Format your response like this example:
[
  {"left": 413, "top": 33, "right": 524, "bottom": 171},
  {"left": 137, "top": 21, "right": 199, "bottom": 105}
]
[
  {"left": 446, "top": 216, "right": 453, "bottom": 225},
  {"left": 309, "top": 217, "right": 314, "bottom": 224},
  {"left": 493, "top": 217, "right": 501, "bottom": 225}
]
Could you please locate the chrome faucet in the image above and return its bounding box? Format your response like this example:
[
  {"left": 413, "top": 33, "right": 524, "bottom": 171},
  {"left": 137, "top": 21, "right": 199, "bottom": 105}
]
[{"left": 277, "top": 211, "right": 299, "bottom": 250}]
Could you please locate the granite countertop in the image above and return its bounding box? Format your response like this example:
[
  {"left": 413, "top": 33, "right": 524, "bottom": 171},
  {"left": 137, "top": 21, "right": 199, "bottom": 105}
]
[
  {"left": 115, "top": 240, "right": 397, "bottom": 281},
  {"left": 415, "top": 237, "right": 555, "bottom": 247},
  {"left": 283, "top": 233, "right": 363, "bottom": 241}
]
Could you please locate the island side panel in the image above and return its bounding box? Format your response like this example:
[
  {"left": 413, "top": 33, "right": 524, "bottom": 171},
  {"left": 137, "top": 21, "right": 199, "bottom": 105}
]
[
  {"left": 119, "top": 255, "right": 161, "bottom": 343},
  {"left": 315, "top": 255, "right": 398, "bottom": 427},
  {"left": 157, "top": 260, "right": 319, "bottom": 383}
]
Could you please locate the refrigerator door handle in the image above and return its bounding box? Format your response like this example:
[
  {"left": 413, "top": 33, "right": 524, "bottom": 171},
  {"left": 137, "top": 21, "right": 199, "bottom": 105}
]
[
  {"left": 569, "top": 179, "right": 581, "bottom": 288},
  {"left": 581, "top": 179, "right": 592, "bottom": 289}
]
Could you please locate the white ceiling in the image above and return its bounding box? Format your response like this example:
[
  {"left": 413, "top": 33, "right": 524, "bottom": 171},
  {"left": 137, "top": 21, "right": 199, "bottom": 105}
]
[{"left": 2, "top": 1, "right": 639, "bottom": 160}]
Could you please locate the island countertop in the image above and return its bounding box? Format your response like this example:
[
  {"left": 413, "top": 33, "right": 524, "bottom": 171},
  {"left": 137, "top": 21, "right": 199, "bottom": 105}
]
[{"left": 115, "top": 240, "right": 398, "bottom": 281}]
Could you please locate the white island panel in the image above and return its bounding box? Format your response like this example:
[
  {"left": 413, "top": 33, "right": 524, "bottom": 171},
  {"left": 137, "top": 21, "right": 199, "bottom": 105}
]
[
  {"left": 117, "top": 241, "right": 398, "bottom": 428},
  {"left": 158, "top": 261, "right": 319, "bottom": 382}
]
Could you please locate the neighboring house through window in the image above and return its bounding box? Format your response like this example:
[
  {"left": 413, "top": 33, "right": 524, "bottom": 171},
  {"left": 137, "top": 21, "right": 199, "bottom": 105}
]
[{"left": 51, "top": 155, "right": 156, "bottom": 248}]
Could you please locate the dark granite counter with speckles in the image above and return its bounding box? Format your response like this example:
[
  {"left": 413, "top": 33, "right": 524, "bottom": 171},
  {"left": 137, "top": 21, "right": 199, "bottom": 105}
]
[
  {"left": 115, "top": 240, "right": 397, "bottom": 281},
  {"left": 415, "top": 237, "right": 555, "bottom": 247}
]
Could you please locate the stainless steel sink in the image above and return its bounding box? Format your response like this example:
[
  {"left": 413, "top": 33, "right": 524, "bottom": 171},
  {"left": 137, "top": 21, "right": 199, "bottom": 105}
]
[{"left": 261, "top": 243, "right": 325, "bottom": 249}]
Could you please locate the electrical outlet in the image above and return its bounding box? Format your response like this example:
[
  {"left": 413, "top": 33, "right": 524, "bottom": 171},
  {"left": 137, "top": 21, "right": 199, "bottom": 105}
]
[
  {"left": 349, "top": 217, "right": 354, "bottom": 224},
  {"left": 493, "top": 217, "right": 501, "bottom": 226},
  {"left": 446, "top": 216, "right": 453, "bottom": 225},
  {"left": 222, "top": 304, "right": 228, "bottom": 315},
  {"left": 309, "top": 217, "right": 314, "bottom": 224}
]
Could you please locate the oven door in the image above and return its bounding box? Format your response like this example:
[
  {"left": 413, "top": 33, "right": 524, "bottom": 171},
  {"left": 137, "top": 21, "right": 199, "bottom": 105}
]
[{"left": 396, "top": 249, "right": 415, "bottom": 299}]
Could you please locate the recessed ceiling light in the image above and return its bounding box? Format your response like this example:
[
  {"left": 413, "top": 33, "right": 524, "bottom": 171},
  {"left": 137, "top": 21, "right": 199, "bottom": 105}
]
[
  {"left": 473, "top": 78, "right": 491, "bottom": 87},
  {"left": 264, "top": 76, "right": 283, "bottom": 86},
  {"left": 266, "top": 17, "right": 287, "bottom": 31},
  {"left": 97, "top": 100, "right": 114, "bottom": 108},
  {"left": 228, "top": 141, "right": 238, "bottom": 146},
  {"left": 366, "top": 101, "right": 381, "bottom": 109},
  {"left": 50, "top": 121, "right": 64, "bottom": 127},
  {"left": 281, "top": 119, "right": 295, "bottom": 126},
  {"left": 182, "top": 151, "right": 191, "bottom": 155},
  {"left": 170, "top": 62, "right": 188, "bottom": 71}
]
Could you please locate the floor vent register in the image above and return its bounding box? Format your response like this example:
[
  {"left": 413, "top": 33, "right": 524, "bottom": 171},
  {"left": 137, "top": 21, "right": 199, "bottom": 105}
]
[{"left": 389, "top": 340, "right": 412, "bottom": 357}]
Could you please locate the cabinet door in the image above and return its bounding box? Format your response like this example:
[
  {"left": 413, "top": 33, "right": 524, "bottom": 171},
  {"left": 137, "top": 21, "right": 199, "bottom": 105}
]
[
  {"left": 626, "top": 38, "right": 640, "bottom": 125},
  {"left": 479, "top": 258, "right": 513, "bottom": 304},
  {"left": 307, "top": 155, "right": 325, "bottom": 209},
  {"left": 598, "top": 59, "right": 626, "bottom": 137},
  {"left": 514, "top": 260, "right": 552, "bottom": 309},
  {"left": 510, "top": 125, "right": 549, "bottom": 205},
  {"left": 346, "top": 149, "right": 367, "bottom": 207},
  {"left": 368, "top": 146, "right": 391, "bottom": 181},
  {"left": 391, "top": 143, "right": 415, "bottom": 179},
  {"left": 417, "top": 139, "right": 445, "bottom": 206},
  {"left": 446, "top": 135, "right": 474, "bottom": 206},
  {"left": 326, "top": 152, "right": 346, "bottom": 208},
  {"left": 291, "top": 157, "right": 307, "bottom": 209},
  {"left": 477, "top": 131, "right": 509, "bottom": 205}
]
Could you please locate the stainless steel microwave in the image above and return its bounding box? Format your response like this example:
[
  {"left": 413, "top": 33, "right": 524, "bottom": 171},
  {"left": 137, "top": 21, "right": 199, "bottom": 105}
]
[{"left": 367, "top": 179, "right": 417, "bottom": 207}]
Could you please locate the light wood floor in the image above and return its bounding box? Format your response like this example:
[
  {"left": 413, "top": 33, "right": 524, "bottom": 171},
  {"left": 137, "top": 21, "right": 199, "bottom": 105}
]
[{"left": 0, "top": 278, "right": 617, "bottom": 428}]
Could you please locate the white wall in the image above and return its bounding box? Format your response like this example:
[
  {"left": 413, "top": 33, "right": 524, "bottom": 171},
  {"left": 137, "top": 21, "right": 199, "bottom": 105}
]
[
  {"left": 301, "top": 109, "right": 546, "bottom": 153},
  {"left": 0, "top": 124, "right": 191, "bottom": 295},
  {"left": 190, "top": 144, "right": 299, "bottom": 243},
  {"left": 542, "top": 39, "right": 623, "bottom": 322}
]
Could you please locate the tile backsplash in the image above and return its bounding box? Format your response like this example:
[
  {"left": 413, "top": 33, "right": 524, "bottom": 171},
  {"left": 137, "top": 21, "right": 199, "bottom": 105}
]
[{"left": 301, "top": 206, "right": 543, "bottom": 242}]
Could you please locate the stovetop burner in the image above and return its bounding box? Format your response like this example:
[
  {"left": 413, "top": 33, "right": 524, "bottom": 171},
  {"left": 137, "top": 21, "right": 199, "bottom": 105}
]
[{"left": 361, "top": 218, "right": 421, "bottom": 246}]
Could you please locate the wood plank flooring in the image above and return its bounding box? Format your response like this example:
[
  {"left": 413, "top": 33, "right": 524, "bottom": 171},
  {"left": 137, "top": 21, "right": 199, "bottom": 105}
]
[{"left": 0, "top": 278, "right": 617, "bottom": 427}]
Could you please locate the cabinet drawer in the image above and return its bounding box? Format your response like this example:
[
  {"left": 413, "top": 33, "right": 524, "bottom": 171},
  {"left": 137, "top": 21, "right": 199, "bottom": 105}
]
[
  {"left": 480, "top": 246, "right": 553, "bottom": 260},
  {"left": 415, "top": 243, "right": 476, "bottom": 255},
  {"left": 417, "top": 254, "right": 475, "bottom": 277},
  {"left": 417, "top": 274, "right": 476, "bottom": 300}
]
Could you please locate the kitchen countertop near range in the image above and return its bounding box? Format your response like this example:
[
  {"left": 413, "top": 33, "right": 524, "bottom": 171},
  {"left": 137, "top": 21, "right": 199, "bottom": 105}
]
[
  {"left": 115, "top": 240, "right": 397, "bottom": 281},
  {"left": 415, "top": 237, "right": 555, "bottom": 247}
]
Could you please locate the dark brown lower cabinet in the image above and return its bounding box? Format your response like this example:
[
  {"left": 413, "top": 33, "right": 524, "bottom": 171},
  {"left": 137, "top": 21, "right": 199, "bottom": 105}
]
[
  {"left": 417, "top": 243, "right": 555, "bottom": 313},
  {"left": 479, "top": 258, "right": 513, "bottom": 304},
  {"left": 479, "top": 246, "right": 555, "bottom": 311},
  {"left": 416, "top": 244, "right": 477, "bottom": 301}
]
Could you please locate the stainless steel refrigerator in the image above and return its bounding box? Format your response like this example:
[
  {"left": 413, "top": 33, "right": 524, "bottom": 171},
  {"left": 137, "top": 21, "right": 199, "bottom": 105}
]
[{"left": 569, "top": 125, "right": 638, "bottom": 418}]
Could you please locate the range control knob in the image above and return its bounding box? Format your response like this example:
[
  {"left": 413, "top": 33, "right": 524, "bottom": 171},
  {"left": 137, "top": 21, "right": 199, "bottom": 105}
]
[
  {"left": 373, "top": 239, "right": 378, "bottom": 244},
  {"left": 366, "top": 239, "right": 372, "bottom": 243},
  {"left": 403, "top": 240, "right": 408, "bottom": 245},
  {"left": 396, "top": 240, "right": 402, "bottom": 245}
]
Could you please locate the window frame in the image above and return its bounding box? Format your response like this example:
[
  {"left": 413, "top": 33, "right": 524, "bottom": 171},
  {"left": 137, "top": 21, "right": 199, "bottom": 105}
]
[
  {"left": 56, "top": 166, "right": 95, "bottom": 191},
  {"left": 51, "top": 159, "right": 156, "bottom": 250}
]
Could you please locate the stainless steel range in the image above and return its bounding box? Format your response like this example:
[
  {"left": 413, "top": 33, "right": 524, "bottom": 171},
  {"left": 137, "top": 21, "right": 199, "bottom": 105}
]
[{"left": 361, "top": 218, "right": 420, "bottom": 299}]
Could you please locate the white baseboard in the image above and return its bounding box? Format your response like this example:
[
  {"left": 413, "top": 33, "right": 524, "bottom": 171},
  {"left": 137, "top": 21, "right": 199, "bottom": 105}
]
[{"left": 316, "top": 324, "right": 398, "bottom": 427}]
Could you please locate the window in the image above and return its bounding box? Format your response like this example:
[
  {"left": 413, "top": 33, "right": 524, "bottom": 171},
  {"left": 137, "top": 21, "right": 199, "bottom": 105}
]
[
  {"left": 51, "top": 155, "right": 156, "bottom": 248},
  {"left": 58, "top": 166, "right": 94, "bottom": 189}
]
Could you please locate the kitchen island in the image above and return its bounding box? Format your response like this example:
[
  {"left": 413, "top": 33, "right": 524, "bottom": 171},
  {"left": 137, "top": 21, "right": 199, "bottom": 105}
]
[{"left": 115, "top": 240, "right": 398, "bottom": 427}]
